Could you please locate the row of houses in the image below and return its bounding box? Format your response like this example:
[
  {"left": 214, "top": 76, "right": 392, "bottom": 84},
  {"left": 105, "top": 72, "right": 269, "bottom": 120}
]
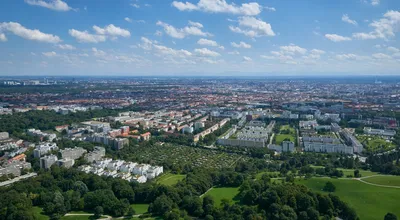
[
  {"left": 27, "top": 129, "right": 56, "bottom": 142},
  {"left": 39, "top": 146, "right": 105, "bottom": 169},
  {"left": 78, "top": 158, "right": 163, "bottom": 183},
  {"left": 0, "top": 154, "right": 32, "bottom": 177},
  {"left": 268, "top": 141, "right": 295, "bottom": 153},
  {"left": 194, "top": 118, "right": 230, "bottom": 142}
]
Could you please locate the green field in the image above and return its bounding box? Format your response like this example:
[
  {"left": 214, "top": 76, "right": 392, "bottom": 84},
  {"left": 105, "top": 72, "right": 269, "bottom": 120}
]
[
  {"left": 255, "top": 171, "right": 280, "bottom": 180},
  {"left": 357, "top": 135, "right": 395, "bottom": 152},
  {"left": 275, "top": 134, "right": 295, "bottom": 145},
  {"left": 339, "top": 168, "right": 379, "bottom": 177},
  {"left": 32, "top": 206, "right": 49, "bottom": 220},
  {"left": 202, "top": 187, "right": 240, "bottom": 206},
  {"left": 131, "top": 217, "right": 162, "bottom": 220},
  {"left": 363, "top": 175, "right": 400, "bottom": 187},
  {"left": 280, "top": 125, "right": 295, "bottom": 134},
  {"left": 157, "top": 173, "right": 186, "bottom": 186},
  {"left": 298, "top": 177, "right": 400, "bottom": 220},
  {"left": 61, "top": 216, "right": 92, "bottom": 220},
  {"left": 130, "top": 204, "right": 149, "bottom": 214},
  {"left": 275, "top": 125, "right": 296, "bottom": 145},
  {"left": 310, "top": 165, "right": 379, "bottom": 177}
]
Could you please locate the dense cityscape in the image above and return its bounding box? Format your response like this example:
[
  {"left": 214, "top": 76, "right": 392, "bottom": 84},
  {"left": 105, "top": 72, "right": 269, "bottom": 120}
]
[{"left": 0, "top": 76, "right": 399, "bottom": 220}]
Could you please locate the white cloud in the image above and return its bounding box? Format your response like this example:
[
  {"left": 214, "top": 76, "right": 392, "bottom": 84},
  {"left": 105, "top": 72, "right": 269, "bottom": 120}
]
[
  {"left": 352, "top": 32, "right": 377, "bottom": 40},
  {"left": 194, "top": 48, "right": 220, "bottom": 57},
  {"left": 280, "top": 45, "right": 307, "bottom": 55},
  {"left": 353, "top": 10, "right": 400, "bottom": 40},
  {"left": 325, "top": 34, "right": 352, "bottom": 42},
  {"left": 131, "top": 4, "right": 140, "bottom": 8},
  {"left": 172, "top": 0, "right": 262, "bottom": 16},
  {"left": 371, "top": 0, "right": 380, "bottom": 6},
  {"left": 188, "top": 21, "right": 203, "bottom": 28},
  {"left": 372, "top": 53, "right": 392, "bottom": 59},
  {"left": 265, "top": 6, "right": 276, "bottom": 12},
  {"left": 311, "top": 49, "right": 326, "bottom": 55},
  {"left": 156, "top": 21, "right": 211, "bottom": 39},
  {"left": 172, "top": 1, "right": 198, "bottom": 11},
  {"left": 57, "top": 44, "right": 76, "bottom": 50},
  {"left": 229, "top": 16, "right": 275, "bottom": 38},
  {"left": 197, "top": 38, "right": 218, "bottom": 47},
  {"left": 342, "top": 14, "right": 358, "bottom": 25},
  {"left": 93, "top": 24, "right": 130, "bottom": 37},
  {"left": 155, "top": 31, "right": 163, "bottom": 36},
  {"left": 25, "top": 0, "right": 72, "bottom": 11},
  {"left": 387, "top": 46, "right": 400, "bottom": 53},
  {"left": 69, "top": 24, "right": 129, "bottom": 43},
  {"left": 69, "top": 29, "right": 106, "bottom": 43},
  {"left": 231, "top": 41, "right": 251, "bottom": 49},
  {"left": 156, "top": 21, "right": 185, "bottom": 39},
  {"left": 0, "top": 33, "right": 7, "bottom": 42},
  {"left": 92, "top": 47, "right": 107, "bottom": 57},
  {"left": 137, "top": 37, "right": 154, "bottom": 50},
  {"left": 243, "top": 56, "right": 252, "bottom": 62},
  {"left": 228, "top": 51, "right": 240, "bottom": 55},
  {"left": 154, "top": 45, "right": 192, "bottom": 57},
  {"left": 42, "top": 51, "right": 57, "bottom": 57},
  {"left": 0, "top": 22, "right": 61, "bottom": 43},
  {"left": 335, "top": 54, "right": 358, "bottom": 60},
  {"left": 335, "top": 53, "right": 369, "bottom": 61},
  {"left": 137, "top": 37, "right": 193, "bottom": 58},
  {"left": 125, "top": 17, "right": 132, "bottom": 23}
]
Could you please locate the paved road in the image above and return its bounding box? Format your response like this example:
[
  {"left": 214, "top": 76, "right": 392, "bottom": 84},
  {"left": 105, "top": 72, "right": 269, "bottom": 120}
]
[
  {"left": 0, "top": 172, "right": 37, "bottom": 187},
  {"left": 355, "top": 175, "right": 400, "bottom": 189},
  {"left": 64, "top": 213, "right": 144, "bottom": 219}
]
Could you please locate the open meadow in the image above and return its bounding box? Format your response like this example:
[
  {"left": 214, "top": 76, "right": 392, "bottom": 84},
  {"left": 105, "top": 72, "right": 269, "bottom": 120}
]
[
  {"left": 362, "top": 175, "right": 400, "bottom": 187},
  {"left": 202, "top": 187, "right": 240, "bottom": 207},
  {"left": 357, "top": 135, "right": 395, "bottom": 152},
  {"left": 297, "top": 177, "right": 400, "bottom": 220},
  {"left": 157, "top": 173, "right": 186, "bottom": 186}
]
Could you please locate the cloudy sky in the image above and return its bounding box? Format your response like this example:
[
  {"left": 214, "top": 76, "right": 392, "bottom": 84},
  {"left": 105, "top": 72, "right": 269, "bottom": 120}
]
[{"left": 0, "top": 0, "right": 399, "bottom": 76}]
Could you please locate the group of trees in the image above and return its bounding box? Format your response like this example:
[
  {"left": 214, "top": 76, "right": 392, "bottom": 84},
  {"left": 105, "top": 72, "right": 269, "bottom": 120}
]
[
  {"left": 238, "top": 177, "right": 357, "bottom": 220},
  {"left": 0, "top": 165, "right": 246, "bottom": 220},
  {"left": 367, "top": 151, "right": 400, "bottom": 175}
]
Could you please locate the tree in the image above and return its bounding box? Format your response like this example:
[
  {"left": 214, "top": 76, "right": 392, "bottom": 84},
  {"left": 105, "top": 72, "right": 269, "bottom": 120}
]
[
  {"left": 354, "top": 169, "right": 361, "bottom": 178},
  {"left": 164, "top": 208, "right": 180, "bottom": 220},
  {"left": 323, "top": 181, "right": 336, "bottom": 192},
  {"left": 73, "top": 181, "right": 88, "bottom": 195},
  {"left": 385, "top": 213, "right": 398, "bottom": 220},
  {"left": 94, "top": 206, "right": 103, "bottom": 219},
  {"left": 148, "top": 195, "right": 176, "bottom": 216},
  {"left": 127, "top": 206, "right": 136, "bottom": 216}
]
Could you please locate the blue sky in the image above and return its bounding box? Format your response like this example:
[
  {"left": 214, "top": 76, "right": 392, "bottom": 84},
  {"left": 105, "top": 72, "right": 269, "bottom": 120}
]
[{"left": 0, "top": 0, "right": 399, "bottom": 76}]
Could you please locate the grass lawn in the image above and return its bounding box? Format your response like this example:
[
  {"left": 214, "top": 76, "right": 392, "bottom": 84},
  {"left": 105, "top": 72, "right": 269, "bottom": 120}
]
[
  {"left": 255, "top": 171, "right": 280, "bottom": 180},
  {"left": 338, "top": 168, "right": 379, "bottom": 177},
  {"left": 130, "top": 204, "right": 149, "bottom": 214},
  {"left": 279, "top": 125, "right": 295, "bottom": 134},
  {"left": 68, "top": 211, "right": 93, "bottom": 214},
  {"left": 363, "top": 175, "right": 400, "bottom": 187},
  {"left": 203, "top": 187, "right": 240, "bottom": 207},
  {"left": 32, "top": 206, "right": 49, "bottom": 220},
  {"left": 357, "top": 135, "right": 395, "bottom": 152},
  {"left": 310, "top": 165, "right": 379, "bottom": 177},
  {"left": 275, "top": 134, "right": 295, "bottom": 145},
  {"left": 157, "top": 173, "right": 186, "bottom": 186},
  {"left": 130, "top": 217, "right": 162, "bottom": 220},
  {"left": 61, "top": 216, "right": 92, "bottom": 220},
  {"left": 297, "top": 177, "right": 400, "bottom": 220}
]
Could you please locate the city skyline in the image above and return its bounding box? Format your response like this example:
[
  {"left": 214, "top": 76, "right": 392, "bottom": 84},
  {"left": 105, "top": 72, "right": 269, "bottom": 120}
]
[{"left": 0, "top": 0, "right": 400, "bottom": 76}]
